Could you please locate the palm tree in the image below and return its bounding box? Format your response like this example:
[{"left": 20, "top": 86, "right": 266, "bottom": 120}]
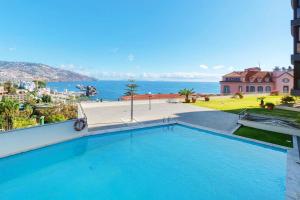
[
  {"left": 124, "top": 80, "right": 138, "bottom": 121},
  {"left": 0, "top": 98, "right": 19, "bottom": 130},
  {"left": 178, "top": 88, "right": 195, "bottom": 103}
]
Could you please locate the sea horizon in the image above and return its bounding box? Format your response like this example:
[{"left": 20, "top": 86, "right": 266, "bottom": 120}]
[{"left": 48, "top": 80, "right": 220, "bottom": 101}]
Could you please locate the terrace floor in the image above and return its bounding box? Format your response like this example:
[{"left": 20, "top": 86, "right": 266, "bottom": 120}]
[{"left": 81, "top": 100, "right": 240, "bottom": 134}]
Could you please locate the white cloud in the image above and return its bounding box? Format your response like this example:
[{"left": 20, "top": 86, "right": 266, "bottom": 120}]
[
  {"left": 59, "top": 64, "right": 223, "bottom": 82},
  {"left": 199, "top": 64, "right": 208, "bottom": 69},
  {"left": 91, "top": 71, "right": 222, "bottom": 82},
  {"left": 128, "top": 54, "right": 135, "bottom": 62},
  {"left": 213, "top": 65, "right": 225, "bottom": 70}
]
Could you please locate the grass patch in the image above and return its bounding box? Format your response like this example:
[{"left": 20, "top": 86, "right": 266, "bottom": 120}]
[
  {"left": 234, "top": 126, "right": 293, "bottom": 148},
  {"left": 194, "top": 95, "right": 300, "bottom": 121}
]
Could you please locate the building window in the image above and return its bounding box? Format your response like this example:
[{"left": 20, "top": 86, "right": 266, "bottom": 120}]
[
  {"left": 239, "top": 86, "right": 243, "bottom": 92},
  {"left": 265, "top": 78, "right": 270, "bottom": 82},
  {"left": 265, "top": 86, "right": 271, "bottom": 92},
  {"left": 250, "top": 86, "right": 255, "bottom": 92},
  {"left": 282, "top": 78, "right": 290, "bottom": 83},
  {"left": 225, "top": 77, "right": 240, "bottom": 82},
  {"left": 283, "top": 86, "right": 289, "bottom": 93},
  {"left": 246, "top": 86, "right": 249, "bottom": 92},
  {"left": 223, "top": 86, "right": 230, "bottom": 94},
  {"left": 257, "top": 86, "right": 263, "bottom": 93}
]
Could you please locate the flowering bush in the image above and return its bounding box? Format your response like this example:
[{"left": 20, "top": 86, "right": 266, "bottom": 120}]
[{"left": 281, "top": 96, "right": 295, "bottom": 105}]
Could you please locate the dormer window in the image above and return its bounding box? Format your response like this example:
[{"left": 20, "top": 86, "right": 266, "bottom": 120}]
[
  {"left": 250, "top": 78, "right": 255, "bottom": 82},
  {"left": 257, "top": 78, "right": 262, "bottom": 83},
  {"left": 265, "top": 78, "right": 270, "bottom": 82},
  {"left": 283, "top": 78, "right": 290, "bottom": 83}
]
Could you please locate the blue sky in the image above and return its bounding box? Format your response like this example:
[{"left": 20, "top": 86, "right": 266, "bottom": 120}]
[{"left": 0, "top": 0, "right": 292, "bottom": 81}]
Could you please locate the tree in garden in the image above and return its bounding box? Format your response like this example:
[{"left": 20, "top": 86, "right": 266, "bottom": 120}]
[
  {"left": 124, "top": 80, "right": 138, "bottom": 121},
  {"left": 0, "top": 98, "right": 19, "bottom": 130},
  {"left": 178, "top": 88, "right": 195, "bottom": 103},
  {"left": 41, "top": 94, "right": 52, "bottom": 103}
]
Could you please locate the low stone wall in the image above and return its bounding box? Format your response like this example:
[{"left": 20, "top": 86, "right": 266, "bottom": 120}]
[
  {"left": 0, "top": 120, "right": 87, "bottom": 158},
  {"left": 238, "top": 119, "right": 300, "bottom": 137}
]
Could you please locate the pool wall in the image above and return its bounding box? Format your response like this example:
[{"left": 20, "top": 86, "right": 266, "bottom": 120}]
[{"left": 0, "top": 120, "right": 88, "bottom": 159}]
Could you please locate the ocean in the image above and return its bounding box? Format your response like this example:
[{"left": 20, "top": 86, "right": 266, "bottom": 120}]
[{"left": 47, "top": 81, "right": 219, "bottom": 101}]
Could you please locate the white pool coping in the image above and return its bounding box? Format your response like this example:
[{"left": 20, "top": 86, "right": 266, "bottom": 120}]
[{"left": 0, "top": 120, "right": 299, "bottom": 199}]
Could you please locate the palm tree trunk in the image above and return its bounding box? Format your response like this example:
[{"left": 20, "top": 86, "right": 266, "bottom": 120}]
[{"left": 131, "top": 93, "right": 133, "bottom": 121}]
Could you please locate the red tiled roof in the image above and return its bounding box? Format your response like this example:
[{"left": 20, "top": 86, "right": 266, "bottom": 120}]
[
  {"left": 223, "top": 68, "right": 273, "bottom": 83},
  {"left": 223, "top": 72, "right": 243, "bottom": 77},
  {"left": 122, "top": 94, "right": 183, "bottom": 101}
]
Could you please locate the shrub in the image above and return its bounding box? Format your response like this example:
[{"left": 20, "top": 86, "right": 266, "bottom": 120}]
[
  {"left": 270, "top": 91, "right": 279, "bottom": 96},
  {"left": 47, "top": 114, "right": 66, "bottom": 123},
  {"left": 281, "top": 96, "right": 295, "bottom": 105},
  {"left": 13, "top": 117, "right": 37, "bottom": 129},
  {"left": 233, "top": 92, "right": 243, "bottom": 99},
  {"left": 265, "top": 102, "right": 275, "bottom": 110},
  {"left": 35, "top": 103, "right": 77, "bottom": 123}
]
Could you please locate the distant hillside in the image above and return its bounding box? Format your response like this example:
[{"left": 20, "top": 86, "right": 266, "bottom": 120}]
[{"left": 0, "top": 61, "right": 97, "bottom": 82}]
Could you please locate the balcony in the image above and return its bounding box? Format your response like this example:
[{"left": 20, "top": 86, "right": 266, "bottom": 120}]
[
  {"left": 221, "top": 78, "right": 241, "bottom": 83},
  {"left": 291, "top": 54, "right": 300, "bottom": 64}
]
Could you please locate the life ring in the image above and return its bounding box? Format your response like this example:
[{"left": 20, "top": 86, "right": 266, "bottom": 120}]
[{"left": 74, "top": 118, "right": 86, "bottom": 131}]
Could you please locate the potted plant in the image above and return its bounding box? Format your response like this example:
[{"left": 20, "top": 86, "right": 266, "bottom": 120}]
[
  {"left": 191, "top": 97, "right": 197, "bottom": 103},
  {"left": 265, "top": 102, "right": 275, "bottom": 110},
  {"left": 204, "top": 96, "right": 210, "bottom": 101},
  {"left": 178, "top": 88, "right": 195, "bottom": 103},
  {"left": 257, "top": 97, "right": 266, "bottom": 108}
]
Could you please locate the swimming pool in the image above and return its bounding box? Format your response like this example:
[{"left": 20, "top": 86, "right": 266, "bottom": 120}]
[{"left": 0, "top": 124, "right": 287, "bottom": 200}]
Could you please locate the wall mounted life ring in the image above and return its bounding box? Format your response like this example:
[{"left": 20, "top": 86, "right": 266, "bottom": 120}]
[{"left": 74, "top": 118, "right": 87, "bottom": 131}]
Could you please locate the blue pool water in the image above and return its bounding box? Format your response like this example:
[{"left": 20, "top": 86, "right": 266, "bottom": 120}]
[{"left": 0, "top": 125, "right": 286, "bottom": 200}]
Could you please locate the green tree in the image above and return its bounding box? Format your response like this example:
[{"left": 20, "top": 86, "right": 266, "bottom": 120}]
[
  {"left": 19, "top": 104, "right": 34, "bottom": 118},
  {"left": 0, "top": 98, "right": 19, "bottom": 130},
  {"left": 124, "top": 80, "right": 138, "bottom": 121},
  {"left": 41, "top": 94, "right": 52, "bottom": 103},
  {"left": 33, "top": 80, "right": 46, "bottom": 89},
  {"left": 178, "top": 88, "right": 195, "bottom": 103}
]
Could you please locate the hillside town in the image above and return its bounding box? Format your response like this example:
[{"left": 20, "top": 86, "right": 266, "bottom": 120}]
[{"left": 0, "top": 80, "right": 80, "bottom": 131}]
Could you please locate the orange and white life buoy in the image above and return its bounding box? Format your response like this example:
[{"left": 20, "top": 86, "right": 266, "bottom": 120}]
[{"left": 74, "top": 118, "right": 86, "bottom": 131}]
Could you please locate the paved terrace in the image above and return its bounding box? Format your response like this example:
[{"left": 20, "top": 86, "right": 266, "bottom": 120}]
[{"left": 81, "top": 99, "right": 240, "bottom": 133}]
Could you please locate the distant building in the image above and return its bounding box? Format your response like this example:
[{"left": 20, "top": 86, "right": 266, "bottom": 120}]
[
  {"left": 19, "top": 81, "right": 36, "bottom": 92},
  {"left": 291, "top": 0, "right": 300, "bottom": 95},
  {"left": 220, "top": 67, "right": 294, "bottom": 95}
]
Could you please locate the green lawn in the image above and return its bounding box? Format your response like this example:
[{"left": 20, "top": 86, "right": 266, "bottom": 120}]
[
  {"left": 234, "top": 126, "right": 293, "bottom": 148},
  {"left": 195, "top": 95, "right": 300, "bottom": 121},
  {"left": 194, "top": 95, "right": 297, "bottom": 147}
]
